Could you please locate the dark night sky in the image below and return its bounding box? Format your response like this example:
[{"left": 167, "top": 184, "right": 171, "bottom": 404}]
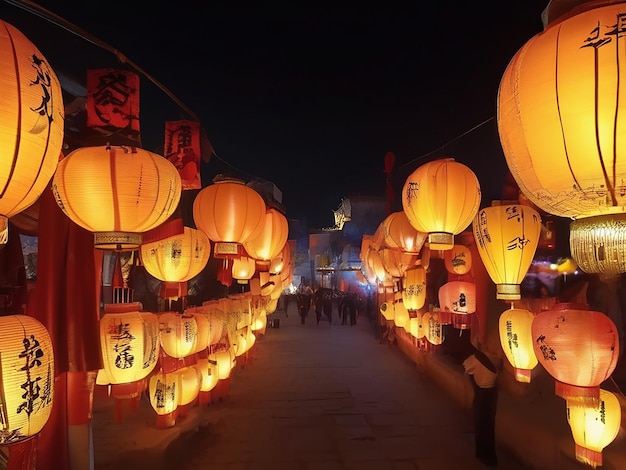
[{"left": 2, "top": 1, "right": 549, "bottom": 229}]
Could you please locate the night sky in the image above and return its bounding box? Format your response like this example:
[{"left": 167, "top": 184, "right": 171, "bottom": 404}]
[{"left": 2, "top": 1, "right": 549, "bottom": 228}]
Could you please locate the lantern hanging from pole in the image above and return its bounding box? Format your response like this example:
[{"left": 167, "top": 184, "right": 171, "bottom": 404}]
[
  {"left": 393, "top": 296, "right": 409, "bottom": 329},
  {"left": 566, "top": 388, "right": 621, "bottom": 469},
  {"left": 498, "top": 307, "right": 537, "bottom": 383},
  {"left": 532, "top": 302, "right": 619, "bottom": 404},
  {"left": 497, "top": 3, "right": 626, "bottom": 222},
  {"left": 443, "top": 244, "right": 472, "bottom": 276},
  {"left": 0, "top": 315, "right": 54, "bottom": 444},
  {"left": 0, "top": 21, "right": 65, "bottom": 244},
  {"left": 52, "top": 145, "right": 182, "bottom": 250},
  {"left": 473, "top": 203, "right": 542, "bottom": 301},
  {"left": 401, "top": 158, "right": 481, "bottom": 250},
  {"left": 569, "top": 214, "right": 626, "bottom": 277}
]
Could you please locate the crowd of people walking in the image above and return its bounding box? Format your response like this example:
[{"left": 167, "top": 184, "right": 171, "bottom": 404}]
[{"left": 285, "top": 284, "right": 367, "bottom": 326}]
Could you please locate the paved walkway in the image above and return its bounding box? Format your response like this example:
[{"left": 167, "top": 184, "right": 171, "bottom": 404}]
[{"left": 93, "top": 304, "right": 529, "bottom": 469}]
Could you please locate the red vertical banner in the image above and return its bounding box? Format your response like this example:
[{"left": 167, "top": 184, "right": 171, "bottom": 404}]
[
  {"left": 86, "top": 68, "right": 140, "bottom": 140},
  {"left": 164, "top": 120, "right": 202, "bottom": 190}
]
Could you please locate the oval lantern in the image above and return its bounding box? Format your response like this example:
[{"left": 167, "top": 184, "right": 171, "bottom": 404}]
[
  {"left": 243, "top": 207, "right": 289, "bottom": 265},
  {"left": 393, "top": 298, "right": 409, "bottom": 329},
  {"left": 158, "top": 312, "right": 198, "bottom": 359},
  {"left": 192, "top": 177, "right": 266, "bottom": 257},
  {"left": 438, "top": 281, "right": 477, "bottom": 315},
  {"left": 140, "top": 227, "right": 211, "bottom": 282},
  {"left": 0, "top": 315, "right": 54, "bottom": 444},
  {"left": 148, "top": 369, "right": 179, "bottom": 417},
  {"left": 177, "top": 365, "right": 201, "bottom": 406},
  {"left": 497, "top": 3, "right": 626, "bottom": 222},
  {"left": 196, "top": 357, "right": 219, "bottom": 392},
  {"left": 401, "top": 158, "right": 481, "bottom": 250},
  {"left": 379, "top": 211, "right": 428, "bottom": 254},
  {"left": 52, "top": 145, "right": 182, "bottom": 250},
  {"left": 532, "top": 303, "right": 619, "bottom": 403},
  {"left": 0, "top": 21, "right": 64, "bottom": 243},
  {"left": 499, "top": 307, "right": 537, "bottom": 383},
  {"left": 402, "top": 264, "right": 426, "bottom": 311},
  {"left": 567, "top": 388, "right": 621, "bottom": 469},
  {"left": 444, "top": 244, "right": 472, "bottom": 276},
  {"left": 473, "top": 203, "right": 542, "bottom": 301}
]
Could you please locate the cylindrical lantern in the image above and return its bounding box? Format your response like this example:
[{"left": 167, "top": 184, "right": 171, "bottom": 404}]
[
  {"left": 402, "top": 264, "right": 426, "bottom": 311},
  {"left": 209, "top": 349, "right": 233, "bottom": 380},
  {"left": 423, "top": 310, "right": 445, "bottom": 345},
  {"left": 408, "top": 313, "right": 425, "bottom": 339},
  {"left": 567, "top": 389, "right": 621, "bottom": 469},
  {"left": 177, "top": 365, "right": 201, "bottom": 406},
  {"left": 99, "top": 310, "right": 160, "bottom": 384},
  {"left": 231, "top": 256, "right": 256, "bottom": 284},
  {"left": 0, "top": 21, "right": 64, "bottom": 243},
  {"left": 140, "top": 227, "right": 211, "bottom": 282},
  {"left": 401, "top": 158, "right": 481, "bottom": 250},
  {"left": 473, "top": 203, "right": 542, "bottom": 300},
  {"left": 196, "top": 357, "right": 219, "bottom": 392},
  {"left": 148, "top": 369, "right": 179, "bottom": 416},
  {"left": 158, "top": 312, "right": 198, "bottom": 359},
  {"left": 379, "top": 301, "right": 395, "bottom": 321},
  {"left": 570, "top": 213, "right": 626, "bottom": 276},
  {"left": 52, "top": 145, "right": 182, "bottom": 250},
  {"left": 444, "top": 244, "right": 472, "bottom": 275},
  {"left": 393, "top": 298, "right": 409, "bottom": 329},
  {"left": 0, "top": 315, "right": 54, "bottom": 443},
  {"left": 532, "top": 303, "right": 619, "bottom": 403},
  {"left": 193, "top": 177, "right": 266, "bottom": 257},
  {"left": 499, "top": 307, "right": 537, "bottom": 383},
  {"left": 497, "top": 3, "right": 626, "bottom": 221},
  {"left": 243, "top": 208, "right": 289, "bottom": 264}
]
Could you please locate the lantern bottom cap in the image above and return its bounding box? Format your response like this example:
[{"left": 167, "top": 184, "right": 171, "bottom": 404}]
[
  {"left": 427, "top": 232, "right": 454, "bottom": 251},
  {"left": 496, "top": 284, "right": 521, "bottom": 301},
  {"left": 95, "top": 231, "right": 142, "bottom": 250}
]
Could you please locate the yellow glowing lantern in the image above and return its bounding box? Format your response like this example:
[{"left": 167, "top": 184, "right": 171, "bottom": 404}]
[
  {"left": 444, "top": 244, "right": 472, "bottom": 275},
  {"left": 265, "top": 298, "right": 279, "bottom": 314},
  {"left": 569, "top": 214, "right": 626, "bottom": 276},
  {"left": 191, "top": 311, "right": 210, "bottom": 354},
  {"left": 473, "top": 203, "right": 542, "bottom": 301},
  {"left": 0, "top": 21, "right": 64, "bottom": 244},
  {"left": 193, "top": 177, "right": 266, "bottom": 257},
  {"left": 0, "top": 315, "right": 54, "bottom": 443},
  {"left": 379, "top": 301, "right": 395, "bottom": 321},
  {"left": 498, "top": 3, "right": 626, "bottom": 222},
  {"left": 149, "top": 369, "right": 179, "bottom": 416},
  {"left": 393, "top": 297, "right": 409, "bottom": 329},
  {"left": 52, "top": 145, "right": 181, "bottom": 250},
  {"left": 196, "top": 357, "right": 219, "bottom": 392},
  {"left": 423, "top": 310, "right": 445, "bottom": 345},
  {"left": 140, "top": 226, "right": 211, "bottom": 282},
  {"left": 402, "top": 264, "right": 426, "bottom": 311},
  {"left": 243, "top": 207, "right": 289, "bottom": 265},
  {"left": 177, "top": 365, "right": 201, "bottom": 406},
  {"left": 158, "top": 312, "right": 198, "bottom": 359},
  {"left": 379, "top": 247, "right": 419, "bottom": 279},
  {"left": 408, "top": 313, "right": 425, "bottom": 339},
  {"left": 567, "top": 389, "right": 621, "bottom": 469},
  {"left": 498, "top": 307, "right": 537, "bottom": 383},
  {"left": 379, "top": 211, "right": 427, "bottom": 254},
  {"left": 99, "top": 310, "right": 160, "bottom": 384},
  {"left": 209, "top": 349, "right": 233, "bottom": 380},
  {"left": 231, "top": 256, "right": 256, "bottom": 284},
  {"left": 402, "top": 158, "right": 481, "bottom": 250}
]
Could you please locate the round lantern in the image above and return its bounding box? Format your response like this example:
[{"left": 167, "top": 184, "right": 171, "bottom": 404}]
[
  {"left": 438, "top": 281, "right": 476, "bottom": 314},
  {"left": 379, "top": 211, "right": 428, "bottom": 254},
  {"left": 473, "top": 203, "right": 542, "bottom": 301},
  {"left": 158, "top": 312, "right": 198, "bottom": 359},
  {"left": 401, "top": 158, "right": 481, "bottom": 250},
  {"left": 99, "top": 310, "right": 160, "bottom": 384},
  {"left": 0, "top": 315, "right": 54, "bottom": 444},
  {"left": 497, "top": 3, "right": 626, "bottom": 221},
  {"left": 567, "top": 388, "right": 621, "bottom": 469},
  {"left": 532, "top": 303, "right": 619, "bottom": 403},
  {"left": 379, "top": 247, "right": 419, "bottom": 279},
  {"left": 193, "top": 177, "right": 266, "bottom": 257},
  {"left": 402, "top": 264, "right": 426, "bottom": 311},
  {"left": 498, "top": 307, "right": 537, "bottom": 383},
  {"left": 443, "top": 244, "right": 472, "bottom": 275},
  {"left": 243, "top": 208, "right": 289, "bottom": 264},
  {"left": 140, "top": 227, "right": 211, "bottom": 282},
  {"left": 569, "top": 213, "right": 626, "bottom": 276},
  {"left": 0, "top": 21, "right": 64, "bottom": 243},
  {"left": 52, "top": 145, "right": 182, "bottom": 250}
]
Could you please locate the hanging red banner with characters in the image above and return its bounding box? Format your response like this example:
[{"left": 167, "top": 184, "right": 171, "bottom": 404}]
[{"left": 164, "top": 120, "right": 201, "bottom": 190}]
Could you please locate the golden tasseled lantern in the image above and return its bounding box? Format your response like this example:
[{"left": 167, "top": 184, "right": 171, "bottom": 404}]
[
  {"left": 532, "top": 302, "right": 619, "bottom": 404},
  {"left": 140, "top": 227, "right": 211, "bottom": 282},
  {"left": 443, "top": 244, "right": 472, "bottom": 275},
  {"left": 498, "top": 307, "right": 537, "bottom": 383},
  {"left": 0, "top": 21, "right": 64, "bottom": 244},
  {"left": 192, "top": 177, "right": 266, "bottom": 257},
  {"left": 567, "top": 389, "right": 621, "bottom": 469},
  {"left": 401, "top": 158, "right": 481, "bottom": 250},
  {"left": 52, "top": 145, "right": 182, "bottom": 250},
  {"left": 243, "top": 207, "right": 289, "bottom": 265},
  {"left": 0, "top": 315, "right": 54, "bottom": 443},
  {"left": 402, "top": 264, "right": 426, "bottom": 312},
  {"left": 473, "top": 203, "right": 542, "bottom": 301},
  {"left": 497, "top": 3, "right": 626, "bottom": 221}
]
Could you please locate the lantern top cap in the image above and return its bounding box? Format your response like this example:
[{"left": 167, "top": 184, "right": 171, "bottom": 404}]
[{"left": 213, "top": 174, "right": 246, "bottom": 185}]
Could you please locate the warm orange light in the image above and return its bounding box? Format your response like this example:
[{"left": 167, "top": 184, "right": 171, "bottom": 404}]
[
  {"left": 499, "top": 307, "right": 537, "bottom": 383},
  {"left": 443, "top": 244, "right": 472, "bottom": 275},
  {"left": 379, "top": 211, "right": 427, "bottom": 254},
  {"left": 402, "top": 264, "right": 426, "bottom": 311},
  {"left": 158, "top": 312, "right": 198, "bottom": 359},
  {"left": 243, "top": 207, "right": 289, "bottom": 264},
  {"left": 231, "top": 256, "right": 257, "bottom": 284}
]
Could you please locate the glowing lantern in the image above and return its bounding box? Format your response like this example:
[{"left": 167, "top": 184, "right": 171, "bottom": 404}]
[
  {"left": 379, "top": 211, "right": 427, "bottom": 254},
  {"left": 393, "top": 298, "right": 409, "bottom": 329},
  {"left": 379, "top": 247, "right": 419, "bottom": 279},
  {"left": 408, "top": 313, "right": 425, "bottom": 339},
  {"left": 497, "top": 3, "right": 626, "bottom": 222},
  {"left": 52, "top": 145, "right": 181, "bottom": 250},
  {"left": 158, "top": 312, "right": 198, "bottom": 359},
  {"left": 99, "top": 310, "right": 160, "bottom": 384},
  {"left": 423, "top": 310, "right": 445, "bottom": 345},
  {"left": 196, "top": 357, "right": 219, "bottom": 392},
  {"left": 0, "top": 315, "right": 54, "bottom": 443},
  {"left": 209, "top": 350, "right": 233, "bottom": 380},
  {"left": 567, "top": 389, "right": 621, "bottom": 469},
  {"left": 140, "top": 227, "right": 211, "bottom": 282},
  {"left": 192, "top": 177, "right": 266, "bottom": 257},
  {"left": 438, "top": 281, "right": 476, "bottom": 315},
  {"left": 231, "top": 256, "right": 256, "bottom": 284},
  {"left": 243, "top": 208, "right": 289, "bottom": 264},
  {"left": 473, "top": 203, "right": 542, "bottom": 301},
  {"left": 379, "top": 301, "right": 395, "bottom": 321},
  {"left": 0, "top": 21, "right": 64, "bottom": 244},
  {"left": 148, "top": 369, "right": 179, "bottom": 416},
  {"left": 532, "top": 303, "right": 619, "bottom": 403},
  {"left": 443, "top": 244, "right": 472, "bottom": 275},
  {"left": 191, "top": 312, "right": 210, "bottom": 354},
  {"left": 402, "top": 264, "right": 426, "bottom": 311},
  {"left": 177, "top": 365, "right": 201, "bottom": 406},
  {"left": 498, "top": 307, "right": 537, "bottom": 383},
  {"left": 569, "top": 214, "right": 626, "bottom": 276},
  {"left": 401, "top": 158, "right": 481, "bottom": 250}
]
